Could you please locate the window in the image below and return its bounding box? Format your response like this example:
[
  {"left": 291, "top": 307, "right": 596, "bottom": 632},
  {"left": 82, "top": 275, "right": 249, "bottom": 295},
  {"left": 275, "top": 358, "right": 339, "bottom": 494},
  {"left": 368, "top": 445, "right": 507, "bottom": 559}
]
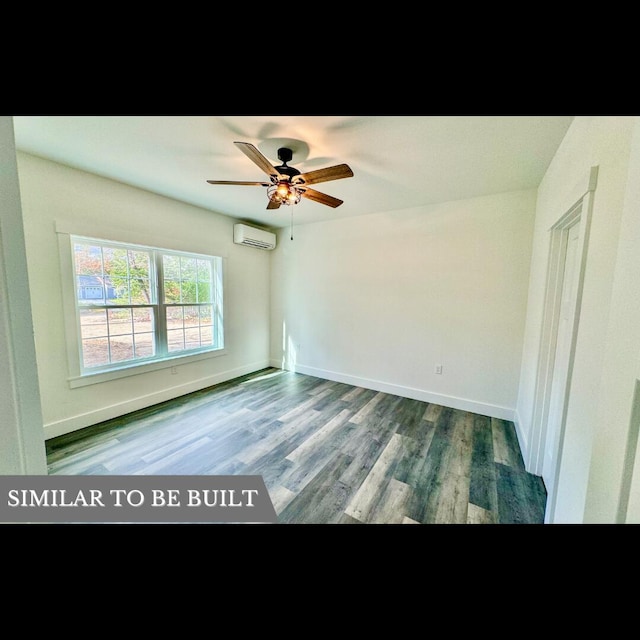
[{"left": 71, "top": 235, "right": 223, "bottom": 376}]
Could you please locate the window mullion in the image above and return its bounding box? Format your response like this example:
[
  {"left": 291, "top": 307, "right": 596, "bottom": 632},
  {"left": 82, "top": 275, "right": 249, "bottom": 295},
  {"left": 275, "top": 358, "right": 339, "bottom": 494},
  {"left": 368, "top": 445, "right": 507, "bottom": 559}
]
[
  {"left": 155, "top": 251, "right": 167, "bottom": 357},
  {"left": 214, "top": 258, "right": 223, "bottom": 349}
]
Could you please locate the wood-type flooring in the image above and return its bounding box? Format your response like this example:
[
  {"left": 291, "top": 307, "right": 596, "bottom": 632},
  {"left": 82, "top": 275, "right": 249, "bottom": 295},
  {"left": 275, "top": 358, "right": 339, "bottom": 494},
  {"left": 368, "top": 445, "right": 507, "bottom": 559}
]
[{"left": 47, "top": 368, "right": 547, "bottom": 524}]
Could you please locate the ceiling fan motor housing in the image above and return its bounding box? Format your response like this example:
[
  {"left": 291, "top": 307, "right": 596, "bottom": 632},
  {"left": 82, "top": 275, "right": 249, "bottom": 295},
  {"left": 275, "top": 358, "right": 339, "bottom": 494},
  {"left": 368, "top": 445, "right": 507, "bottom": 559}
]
[
  {"left": 277, "top": 147, "right": 293, "bottom": 163},
  {"left": 274, "top": 148, "right": 301, "bottom": 180}
]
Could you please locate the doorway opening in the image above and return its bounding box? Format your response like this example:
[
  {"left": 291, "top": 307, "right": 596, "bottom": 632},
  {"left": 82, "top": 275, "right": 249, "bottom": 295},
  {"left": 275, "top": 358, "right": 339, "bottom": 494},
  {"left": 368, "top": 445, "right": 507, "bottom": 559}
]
[{"left": 528, "top": 179, "right": 595, "bottom": 523}]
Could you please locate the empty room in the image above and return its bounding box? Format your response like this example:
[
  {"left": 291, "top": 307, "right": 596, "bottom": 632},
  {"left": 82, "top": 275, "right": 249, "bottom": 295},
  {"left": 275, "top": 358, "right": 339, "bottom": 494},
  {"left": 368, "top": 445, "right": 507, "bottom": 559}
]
[{"left": 2, "top": 115, "right": 639, "bottom": 525}]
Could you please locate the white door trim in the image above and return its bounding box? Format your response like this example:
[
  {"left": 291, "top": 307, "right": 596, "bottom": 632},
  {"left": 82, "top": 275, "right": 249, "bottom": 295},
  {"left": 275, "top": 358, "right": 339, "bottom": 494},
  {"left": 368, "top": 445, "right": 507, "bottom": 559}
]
[{"left": 527, "top": 166, "right": 598, "bottom": 523}]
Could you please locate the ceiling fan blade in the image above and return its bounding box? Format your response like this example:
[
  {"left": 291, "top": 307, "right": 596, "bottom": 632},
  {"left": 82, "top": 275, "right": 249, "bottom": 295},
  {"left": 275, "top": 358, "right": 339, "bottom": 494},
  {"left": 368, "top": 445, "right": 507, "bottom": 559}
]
[
  {"left": 301, "top": 188, "right": 344, "bottom": 208},
  {"left": 266, "top": 199, "right": 281, "bottom": 210},
  {"left": 206, "top": 180, "right": 270, "bottom": 186},
  {"left": 294, "top": 163, "right": 353, "bottom": 186},
  {"left": 234, "top": 141, "right": 282, "bottom": 178}
]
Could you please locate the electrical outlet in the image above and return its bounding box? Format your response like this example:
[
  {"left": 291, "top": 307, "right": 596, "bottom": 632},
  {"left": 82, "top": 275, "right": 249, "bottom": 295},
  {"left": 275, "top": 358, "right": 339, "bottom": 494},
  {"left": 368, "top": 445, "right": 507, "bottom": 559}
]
[
  {"left": 435, "top": 364, "right": 443, "bottom": 375},
  {"left": 171, "top": 366, "right": 178, "bottom": 375}
]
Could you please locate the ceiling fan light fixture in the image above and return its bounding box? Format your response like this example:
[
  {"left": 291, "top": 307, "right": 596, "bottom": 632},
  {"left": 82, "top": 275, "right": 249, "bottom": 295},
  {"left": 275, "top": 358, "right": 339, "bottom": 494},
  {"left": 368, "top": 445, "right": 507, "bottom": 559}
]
[
  {"left": 207, "top": 142, "right": 353, "bottom": 210},
  {"left": 267, "top": 181, "right": 302, "bottom": 206}
]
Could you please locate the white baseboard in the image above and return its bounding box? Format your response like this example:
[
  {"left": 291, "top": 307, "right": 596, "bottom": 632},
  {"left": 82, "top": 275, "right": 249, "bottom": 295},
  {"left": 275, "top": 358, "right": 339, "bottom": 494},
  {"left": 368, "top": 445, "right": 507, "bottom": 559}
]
[
  {"left": 283, "top": 362, "right": 516, "bottom": 421},
  {"left": 512, "top": 408, "right": 534, "bottom": 474},
  {"left": 47, "top": 356, "right": 520, "bottom": 441},
  {"left": 44, "top": 360, "right": 271, "bottom": 440}
]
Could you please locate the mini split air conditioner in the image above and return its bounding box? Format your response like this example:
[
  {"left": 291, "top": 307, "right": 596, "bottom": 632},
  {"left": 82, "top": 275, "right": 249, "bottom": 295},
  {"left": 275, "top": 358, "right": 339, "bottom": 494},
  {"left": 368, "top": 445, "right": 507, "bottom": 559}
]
[{"left": 233, "top": 224, "right": 276, "bottom": 250}]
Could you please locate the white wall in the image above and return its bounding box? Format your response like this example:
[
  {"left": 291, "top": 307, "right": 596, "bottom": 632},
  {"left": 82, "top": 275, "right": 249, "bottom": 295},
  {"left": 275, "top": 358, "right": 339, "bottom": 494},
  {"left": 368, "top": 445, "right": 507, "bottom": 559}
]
[
  {"left": 17, "top": 152, "right": 271, "bottom": 439},
  {"left": 0, "top": 119, "right": 47, "bottom": 473},
  {"left": 515, "top": 116, "right": 637, "bottom": 523},
  {"left": 271, "top": 189, "right": 536, "bottom": 424},
  {"left": 583, "top": 117, "right": 640, "bottom": 523}
]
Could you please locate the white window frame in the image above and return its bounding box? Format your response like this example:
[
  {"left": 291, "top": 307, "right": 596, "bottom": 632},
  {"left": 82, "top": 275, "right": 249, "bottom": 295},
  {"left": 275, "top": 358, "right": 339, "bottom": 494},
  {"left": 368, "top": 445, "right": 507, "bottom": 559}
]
[{"left": 57, "top": 225, "right": 227, "bottom": 388}]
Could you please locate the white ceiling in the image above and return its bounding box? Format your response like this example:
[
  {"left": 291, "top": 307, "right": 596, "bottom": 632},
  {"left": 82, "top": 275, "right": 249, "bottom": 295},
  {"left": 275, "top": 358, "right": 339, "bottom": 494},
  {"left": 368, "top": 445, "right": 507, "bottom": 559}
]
[{"left": 12, "top": 115, "right": 574, "bottom": 229}]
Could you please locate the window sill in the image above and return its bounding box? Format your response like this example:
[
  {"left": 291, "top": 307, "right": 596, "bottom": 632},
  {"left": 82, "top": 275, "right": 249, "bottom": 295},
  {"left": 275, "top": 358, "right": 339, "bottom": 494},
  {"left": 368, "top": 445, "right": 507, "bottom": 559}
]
[{"left": 67, "top": 348, "right": 227, "bottom": 388}]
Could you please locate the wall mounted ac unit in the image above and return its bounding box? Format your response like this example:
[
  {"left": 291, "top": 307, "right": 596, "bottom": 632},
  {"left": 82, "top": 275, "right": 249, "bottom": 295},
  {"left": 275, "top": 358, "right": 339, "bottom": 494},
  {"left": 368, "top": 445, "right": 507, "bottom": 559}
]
[{"left": 233, "top": 223, "right": 277, "bottom": 250}]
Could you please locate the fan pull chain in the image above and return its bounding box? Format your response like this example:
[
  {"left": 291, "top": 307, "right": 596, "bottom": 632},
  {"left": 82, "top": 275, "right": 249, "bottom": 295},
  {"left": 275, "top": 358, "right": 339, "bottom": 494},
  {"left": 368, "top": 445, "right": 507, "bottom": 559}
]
[{"left": 290, "top": 208, "right": 294, "bottom": 241}]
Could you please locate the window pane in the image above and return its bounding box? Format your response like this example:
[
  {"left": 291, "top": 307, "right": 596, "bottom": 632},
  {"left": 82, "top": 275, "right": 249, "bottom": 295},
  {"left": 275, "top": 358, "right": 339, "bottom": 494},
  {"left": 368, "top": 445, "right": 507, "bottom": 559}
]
[
  {"left": 109, "top": 334, "right": 134, "bottom": 363},
  {"left": 80, "top": 308, "right": 108, "bottom": 340},
  {"left": 201, "top": 305, "right": 214, "bottom": 348},
  {"left": 108, "top": 278, "right": 130, "bottom": 305},
  {"left": 164, "top": 280, "right": 181, "bottom": 303},
  {"left": 184, "top": 328, "right": 201, "bottom": 350},
  {"left": 74, "top": 243, "right": 103, "bottom": 275},
  {"left": 130, "top": 277, "right": 152, "bottom": 304},
  {"left": 134, "top": 333, "right": 155, "bottom": 358},
  {"left": 197, "top": 281, "right": 212, "bottom": 303},
  {"left": 82, "top": 337, "right": 110, "bottom": 368},
  {"left": 183, "top": 306, "right": 199, "bottom": 329},
  {"left": 77, "top": 276, "right": 105, "bottom": 304},
  {"left": 107, "top": 308, "right": 132, "bottom": 336},
  {"left": 181, "top": 281, "right": 197, "bottom": 304},
  {"left": 199, "top": 306, "right": 212, "bottom": 325},
  {"left": 132, "top": 308, "right": 155, "bottom": 358},
  {"left": 166, "top": 306, "right": 183, "bottom": 330},
  {"left": 163, "top": 255, "right": 180, "bottom": 280},
  {"left": 200, "top": 325, "right": 213, "bottom": 347},
  {"left": 103, "top": 247, "right": 129, "bottom": 278},
  {"left": 128, "top": 250, "right": 150, "bottom": 278},
  {"left": 167, "top": 329, "right": 185, "bottom": 352},
  {"left": 133, "top": 308, "right": 154, "bottom": 332},
  {"left": 179, "top": 256, "right": 197, "bottom": 304},
  {"left": 180, "top": 257, "right": 197, "bottom": 281},
  {"left": 197, "top": 259, "right": 211, "bottom": 282}
]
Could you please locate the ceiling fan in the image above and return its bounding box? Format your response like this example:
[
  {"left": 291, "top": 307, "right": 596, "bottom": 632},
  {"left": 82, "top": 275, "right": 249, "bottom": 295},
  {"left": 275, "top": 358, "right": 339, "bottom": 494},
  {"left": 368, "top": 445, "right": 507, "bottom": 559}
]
[{"left": 207, "top": 142, "right": 354, "bottom": 210}]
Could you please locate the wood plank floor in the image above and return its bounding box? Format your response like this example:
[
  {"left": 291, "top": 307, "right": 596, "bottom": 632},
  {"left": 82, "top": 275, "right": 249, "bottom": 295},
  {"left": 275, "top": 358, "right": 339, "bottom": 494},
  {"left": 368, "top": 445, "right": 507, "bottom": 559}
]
[{"left": 46, "top": 368, "right": 547, "bottom": 524}]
